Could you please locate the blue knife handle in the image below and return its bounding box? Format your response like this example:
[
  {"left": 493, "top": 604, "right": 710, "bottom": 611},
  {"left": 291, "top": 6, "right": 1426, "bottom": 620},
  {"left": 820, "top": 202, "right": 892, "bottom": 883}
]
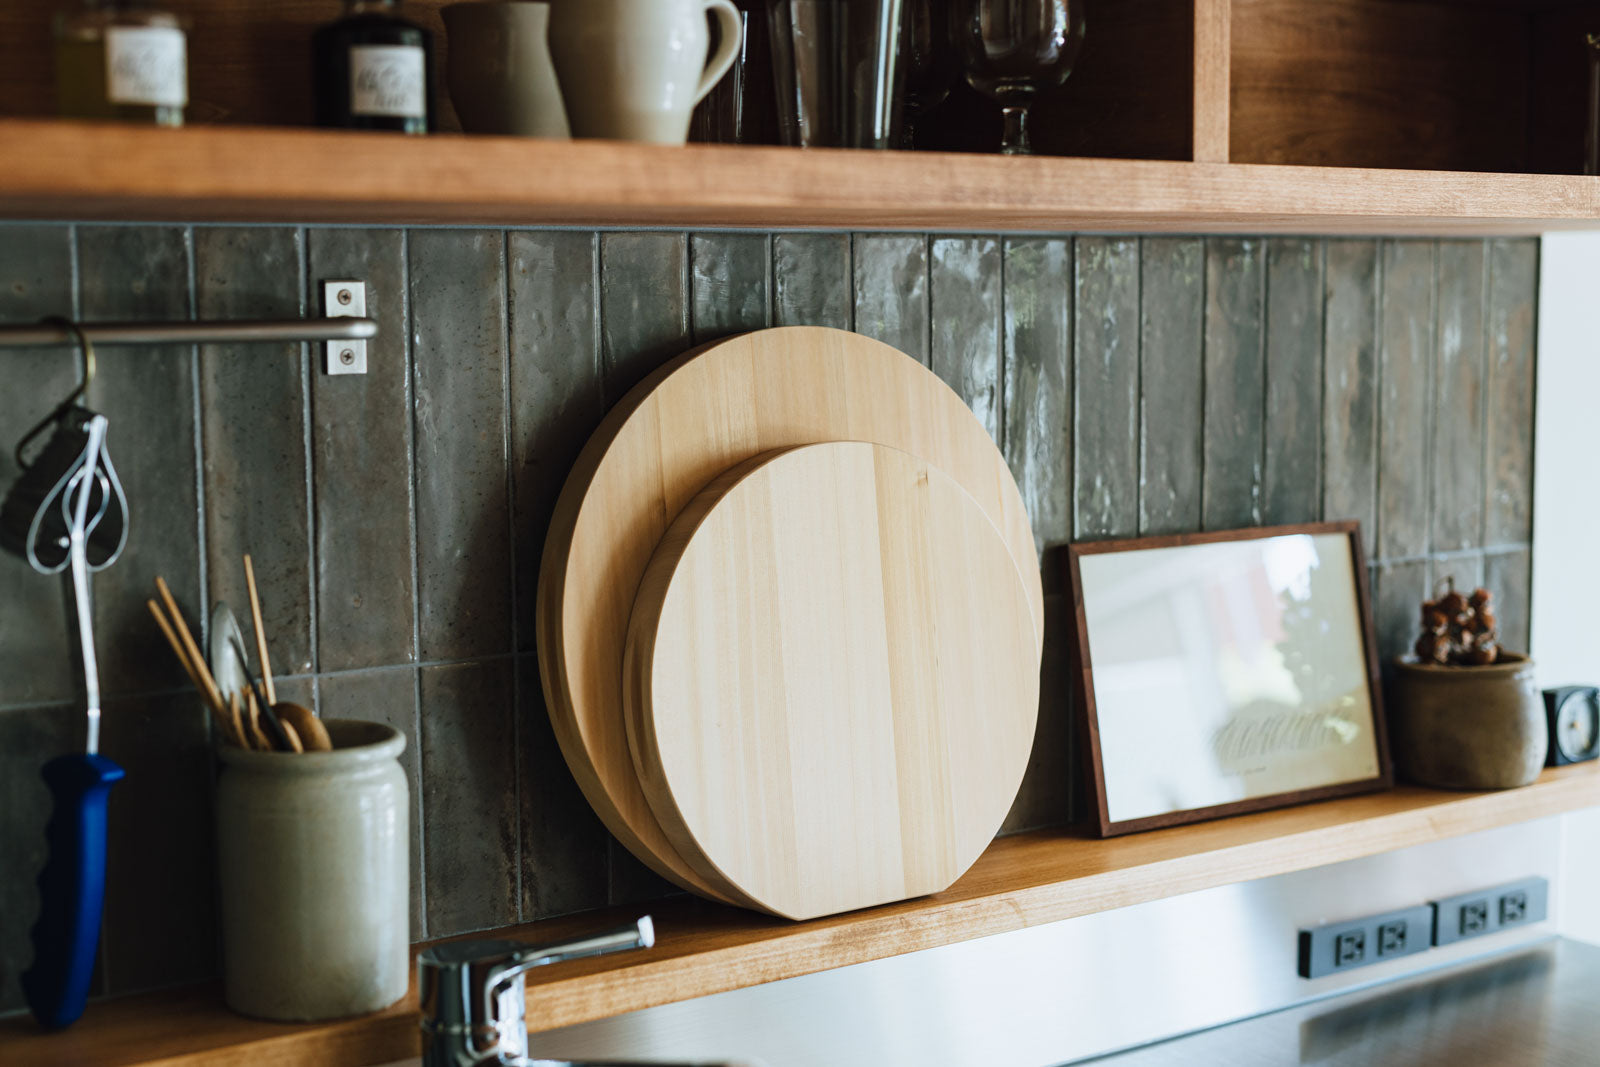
[{"left": 21, "top": 752, "right": 123, "bottom": 1029}]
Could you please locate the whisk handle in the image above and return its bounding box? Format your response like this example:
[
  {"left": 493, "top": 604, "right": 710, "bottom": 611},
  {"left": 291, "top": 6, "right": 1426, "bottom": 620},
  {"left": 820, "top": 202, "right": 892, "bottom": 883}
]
[{"left": 21, "top": 753, "right": 123, "bottom": 1029}]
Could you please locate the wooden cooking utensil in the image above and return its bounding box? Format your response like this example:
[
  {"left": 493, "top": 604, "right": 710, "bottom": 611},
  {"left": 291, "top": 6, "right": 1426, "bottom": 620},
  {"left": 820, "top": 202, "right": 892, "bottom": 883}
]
[
  {"left": 278, "top": 718, "right": 305, "bottom": 754},
  {"left": 274, "top": 702, "right": 333, "bottom": 752},
  {"left": 624, "top": 442, "right": 1039, "bottom": 920},
  {"left": 242, "top": 554, "right": 277, "bottom": 707},
  {"left": 538, "top": 326, "right": 1044, "bottom": 905}
]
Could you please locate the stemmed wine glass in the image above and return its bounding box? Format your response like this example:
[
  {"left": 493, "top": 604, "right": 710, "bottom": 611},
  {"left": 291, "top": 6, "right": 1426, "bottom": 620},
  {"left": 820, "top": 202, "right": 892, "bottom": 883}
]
[{"left": 950, "top": 0, "right": 1085, "bottom": 155}]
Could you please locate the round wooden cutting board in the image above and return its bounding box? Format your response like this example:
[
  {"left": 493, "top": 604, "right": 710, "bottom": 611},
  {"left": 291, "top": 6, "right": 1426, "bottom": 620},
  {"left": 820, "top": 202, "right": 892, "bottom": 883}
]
[
  {"left": 536, "top": 326, "right": 1044, "bottom": 905},
  {"left": 624, "top": 442, "right": 1040, "bottom": 920}
]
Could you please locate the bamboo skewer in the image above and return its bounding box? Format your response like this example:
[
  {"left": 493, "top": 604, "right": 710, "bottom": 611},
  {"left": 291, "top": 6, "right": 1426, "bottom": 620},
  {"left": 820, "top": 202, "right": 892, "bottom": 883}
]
[{"left": 243, "top": 554, "right": 276, "bottom": 707}]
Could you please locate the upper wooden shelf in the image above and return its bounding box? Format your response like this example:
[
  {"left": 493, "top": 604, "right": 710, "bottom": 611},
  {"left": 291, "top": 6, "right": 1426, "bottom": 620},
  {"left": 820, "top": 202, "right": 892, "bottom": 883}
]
[
  {"left": 1, "top": 120, "right": 1597, "bottom": 235},
  {"left": 6, "top": 763, "right": 1600, "bottom": 1067}
]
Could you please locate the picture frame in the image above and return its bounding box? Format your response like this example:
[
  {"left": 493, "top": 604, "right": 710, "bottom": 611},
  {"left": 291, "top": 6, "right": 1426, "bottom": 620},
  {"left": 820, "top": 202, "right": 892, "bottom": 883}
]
[{"left": 1066, "top": 521, "right": 1391, "bottom": 837}]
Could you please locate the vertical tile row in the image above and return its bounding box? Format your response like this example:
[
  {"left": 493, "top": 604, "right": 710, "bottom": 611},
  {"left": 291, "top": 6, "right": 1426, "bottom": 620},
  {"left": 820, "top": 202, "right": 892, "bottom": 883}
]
[
  {"left": 1202, "top": 238, "right": 1265, "bottom": 531},
  {"left": 77, "top": 226, "right": 201, "bottom": 698},
  {"left": 409, "top": 230, "right": 512, "bottom": 662},
  {"left": 194, "top": 227, "right": 313, "bottom": 676},
  {"left": 929, "top": 236, "right": 1002, "bottom": 440},
  {"left": 599, "top": 233, "right": 689, "bottom": 404},
  {"left": 506, "top": 231, "right": 611, "bottom": 921},
  {"left": 1431, "top": 240, "right": 1487, "bottom": 554},
  {"left": 420, "top": 660, "right": 519, "bottom": 935},
  {"left": 1073, "top": 236, "right": 1139, "bottom": 540},
  {"left": 773, "top": 234, "right": 851, "bottom": 329},
  {"left": 307, "top": 229, "right": 418, "bottom": 673},
  {"left": 1322, "top": 240, "right": 1379, "bottom": 555},
  {"left": 1137, "top": 237, "right": 1204, "bottom": 537},
  {"left": 1000, "top": 237, "right": 1073, "bottom": 831},
  {"left": 0, "top": 226, "right": 76, "bottom": 707},
  {"left": 853, "top": 234, "right": 929, "bottom": 363},
  {"left": 596, "top": 232, "right": 691, "bottom": 906},
  {"left": 407, "top": 230, "right": 519, "bottom": 935},
  {"left": 1482, "top": 239, "right": 1537, "bottom": 549},
  {"left": 690, "top": 233, "right": 771, "bottom": 343},
  {"left": 1376, "top": 240, "right": 1436, "bottom": 561},
  {"left": 1261, "top": 238, "right": 1323, "bottom": 527}
]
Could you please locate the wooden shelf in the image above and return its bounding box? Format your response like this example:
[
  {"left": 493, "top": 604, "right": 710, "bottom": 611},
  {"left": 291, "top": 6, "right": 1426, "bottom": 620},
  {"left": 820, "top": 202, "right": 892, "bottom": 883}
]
[
  {"left": 6, "top": 763, "right": 1600, "bottom": 1067},
  {"left": 1, "top": 120, "right": 1598, "bottom": 235}
]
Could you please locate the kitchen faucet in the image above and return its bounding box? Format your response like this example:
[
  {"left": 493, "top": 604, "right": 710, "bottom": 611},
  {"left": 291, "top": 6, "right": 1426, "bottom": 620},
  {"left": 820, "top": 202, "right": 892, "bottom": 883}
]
[{"left": 416, "top": 916, "right": 757, "bottom": 1067}]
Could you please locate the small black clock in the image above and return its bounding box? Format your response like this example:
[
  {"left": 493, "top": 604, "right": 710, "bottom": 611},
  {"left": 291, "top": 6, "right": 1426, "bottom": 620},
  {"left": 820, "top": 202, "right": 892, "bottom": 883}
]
[{"left": 1545, "top": 686, "right": 1600, "bottom": 766}]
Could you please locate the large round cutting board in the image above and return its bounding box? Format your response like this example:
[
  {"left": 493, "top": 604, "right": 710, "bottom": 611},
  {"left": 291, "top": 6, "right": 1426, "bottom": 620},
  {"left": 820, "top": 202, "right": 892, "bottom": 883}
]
[
  {"left": 536, "top": 326, "right": 1044, "bottom": 903},
  {"left": 624, "top": 442, "right": 1040, "bottom": 920}
]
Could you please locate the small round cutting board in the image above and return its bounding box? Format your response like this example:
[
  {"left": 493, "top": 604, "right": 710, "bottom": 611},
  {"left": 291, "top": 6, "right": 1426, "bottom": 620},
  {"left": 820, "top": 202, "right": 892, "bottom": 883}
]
[{"left": 624, "top": 442, "right": 1040, "bottom": 920}]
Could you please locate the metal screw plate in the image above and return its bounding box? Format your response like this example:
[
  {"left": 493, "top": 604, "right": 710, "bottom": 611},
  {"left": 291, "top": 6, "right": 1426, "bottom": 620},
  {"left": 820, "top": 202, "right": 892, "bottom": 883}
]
[{"left": 322, "top": 281, "right": 368, "bottom": 375}]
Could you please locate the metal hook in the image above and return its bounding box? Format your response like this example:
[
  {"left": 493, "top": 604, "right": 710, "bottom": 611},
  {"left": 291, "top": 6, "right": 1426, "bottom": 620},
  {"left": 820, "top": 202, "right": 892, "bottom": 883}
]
[
  {"left": 13, "top": 318, "right": 98, "bottom": 472},
  {"left": 42, "top": 316, "right": 96, "bottom": 400}
]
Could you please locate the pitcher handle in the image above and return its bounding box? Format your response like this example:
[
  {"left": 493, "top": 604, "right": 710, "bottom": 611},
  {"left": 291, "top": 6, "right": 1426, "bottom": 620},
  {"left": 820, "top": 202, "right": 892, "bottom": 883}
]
[{"left": 695, "top": 0, "right": 743, "bottom": 105}]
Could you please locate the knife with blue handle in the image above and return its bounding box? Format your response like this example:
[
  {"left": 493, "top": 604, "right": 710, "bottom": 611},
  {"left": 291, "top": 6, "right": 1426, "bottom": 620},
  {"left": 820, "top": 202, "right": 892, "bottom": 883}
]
[{"left": 22, "top": 753, "right": 123, "bottom": 1028}]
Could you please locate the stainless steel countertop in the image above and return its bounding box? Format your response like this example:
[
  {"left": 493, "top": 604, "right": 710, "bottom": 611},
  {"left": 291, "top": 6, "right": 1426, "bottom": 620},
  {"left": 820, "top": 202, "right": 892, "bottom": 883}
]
[{"left": 1088, "top": 937, "right": 1600, "bottom": 1066}]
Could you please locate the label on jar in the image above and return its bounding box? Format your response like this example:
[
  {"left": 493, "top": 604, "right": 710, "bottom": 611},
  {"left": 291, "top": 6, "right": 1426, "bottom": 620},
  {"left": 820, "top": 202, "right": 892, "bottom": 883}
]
[
  {"left": 105, "top": 26, "right": 188, "bottom": 108},
  {"left": 349, "top": 45, "right": 426, "bottom": 119}
]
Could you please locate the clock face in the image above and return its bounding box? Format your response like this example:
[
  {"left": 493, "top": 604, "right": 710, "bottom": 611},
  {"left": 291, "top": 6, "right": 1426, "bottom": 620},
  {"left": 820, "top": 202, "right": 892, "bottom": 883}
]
[{"left": 1557, "top": 691, "right": 1600, "bottom": 761}]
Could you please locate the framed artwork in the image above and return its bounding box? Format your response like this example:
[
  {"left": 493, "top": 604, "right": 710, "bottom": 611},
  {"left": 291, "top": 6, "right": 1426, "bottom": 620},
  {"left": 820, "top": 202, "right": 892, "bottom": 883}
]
[{"left": 1066, "top": 522, "right": 1391, "bottom": 837}]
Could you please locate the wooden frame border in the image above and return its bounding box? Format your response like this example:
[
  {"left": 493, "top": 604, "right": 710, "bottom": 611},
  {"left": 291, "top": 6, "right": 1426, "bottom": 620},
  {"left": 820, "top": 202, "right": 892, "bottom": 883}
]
[{"left": 1064, "top": 521, "right": 1392, "bottom": 837}]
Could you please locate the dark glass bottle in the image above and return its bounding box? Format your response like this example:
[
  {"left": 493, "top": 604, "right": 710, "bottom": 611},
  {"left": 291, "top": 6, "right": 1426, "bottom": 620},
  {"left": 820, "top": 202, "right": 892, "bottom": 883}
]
[{"left": 312, "top": 0, "right": 434, "bottom": 134}]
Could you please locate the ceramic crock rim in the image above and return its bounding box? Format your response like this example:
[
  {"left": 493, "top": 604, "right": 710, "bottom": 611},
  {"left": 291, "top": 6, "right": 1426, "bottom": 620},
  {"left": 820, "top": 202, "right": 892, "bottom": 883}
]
[
  {"left": 216, "top": 719, "right": 405, "bottom": 772},
  {"left": 1393, "top": 650, "right": 1533, "bottom": 677}
]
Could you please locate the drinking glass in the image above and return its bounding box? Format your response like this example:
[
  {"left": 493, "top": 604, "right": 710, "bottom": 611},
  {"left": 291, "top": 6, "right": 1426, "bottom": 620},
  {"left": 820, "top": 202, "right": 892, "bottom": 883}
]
[
  {"left": 1587, "top": 33, "right": 1600, "bottom": 175},
  {"left": 900, "top": 0, "right": 957, "bottom": 148},
  {"left": 950, "top": 0, "right": 1085, "bottom": 155},
  {"left": 768, "top": 0, "right": 906, "bottom": 148}
]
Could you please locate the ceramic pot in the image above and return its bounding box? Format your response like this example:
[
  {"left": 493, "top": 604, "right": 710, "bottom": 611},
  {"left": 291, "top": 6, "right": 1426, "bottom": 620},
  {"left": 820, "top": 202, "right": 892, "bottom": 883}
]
[
  {"left": 216, "top": 720, "right": 408, "bottom": 1021},
  {"left": 441, "top": 1, "right": 569, "bottom": 138},
  {"left": 1389, "top": 653, "right": 1546, "bottom": 790},
  {"left": 547, "top": 0, "right": 742, "bottom": 144}
]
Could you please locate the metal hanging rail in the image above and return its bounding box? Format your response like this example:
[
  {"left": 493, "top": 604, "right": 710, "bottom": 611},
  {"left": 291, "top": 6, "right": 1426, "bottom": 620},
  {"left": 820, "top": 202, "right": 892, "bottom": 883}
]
[{"left": 0, "top": 318, "right": 378, "bottom": 348}]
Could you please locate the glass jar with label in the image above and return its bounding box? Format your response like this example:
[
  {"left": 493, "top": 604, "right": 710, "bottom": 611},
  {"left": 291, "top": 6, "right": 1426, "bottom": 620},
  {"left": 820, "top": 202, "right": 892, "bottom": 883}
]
[
  {"left": 55, "top": 1, "right": 188, "bottom": 126},
  {"left": 313, "top": 0, "right": 434, "bottom": 134}
]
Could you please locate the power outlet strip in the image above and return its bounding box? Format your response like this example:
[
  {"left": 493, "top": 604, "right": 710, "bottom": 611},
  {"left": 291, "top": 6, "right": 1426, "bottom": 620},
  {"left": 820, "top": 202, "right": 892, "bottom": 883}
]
[
  {"left": 1298, "top": 876, "right": 1550, "bottom": 979},
  {"left": 1431, "top": 877, "right": 1549, "bottom": 947},
  {"left": 1297, "top": 904, "right": 1434, "bottom": 979}
]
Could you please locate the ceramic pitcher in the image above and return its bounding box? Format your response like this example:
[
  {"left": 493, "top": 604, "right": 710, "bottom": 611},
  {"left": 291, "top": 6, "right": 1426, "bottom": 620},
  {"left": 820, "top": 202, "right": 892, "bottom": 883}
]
[
  {"left": 547, "top": 0, "right": 741, "bottom": 144},
  {"left": 216, "top": 720, "right": 409, "bottom": 1021},
  {"left": 442, "top": 1, "right": 570, "bottom": 138}
]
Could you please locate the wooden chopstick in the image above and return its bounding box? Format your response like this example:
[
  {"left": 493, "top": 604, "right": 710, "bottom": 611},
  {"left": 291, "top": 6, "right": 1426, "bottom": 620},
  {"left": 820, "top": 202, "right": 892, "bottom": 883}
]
[
  {"left": 154, "top": 577, "right": 227, "bottom": 716},
  {"left": 242, "top": 554, "right": 277, "bottom": 707},
  {"left": 229, "top": 690, "right": 248, "bottom": 750},
  {"left": 147, "top": 598, "right": 236, "bottom": 748}
]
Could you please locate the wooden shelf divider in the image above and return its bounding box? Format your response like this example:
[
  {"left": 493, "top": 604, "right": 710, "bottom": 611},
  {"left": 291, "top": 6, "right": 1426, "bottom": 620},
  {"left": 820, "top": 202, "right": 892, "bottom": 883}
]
[
  {"left": 0, "top": 119, "right": 1598, "bottom": 234},
  {"left": 6, "top": 764, "right": 1599, "bottom": 1067}
]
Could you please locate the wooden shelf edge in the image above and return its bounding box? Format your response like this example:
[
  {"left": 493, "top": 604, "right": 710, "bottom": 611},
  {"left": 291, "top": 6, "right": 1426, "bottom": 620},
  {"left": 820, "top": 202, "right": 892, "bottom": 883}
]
[
  {"left": 1, "top": 119, "right": 1598, "bottom": 234},
  {"left": 5, "top": 765, "right": 1597, "bottom": 1067}
]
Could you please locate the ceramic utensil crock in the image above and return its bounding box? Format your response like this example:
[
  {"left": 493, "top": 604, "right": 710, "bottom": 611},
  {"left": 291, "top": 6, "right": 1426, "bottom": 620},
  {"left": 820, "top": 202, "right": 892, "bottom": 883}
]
[
  {"left": 216, "top": 719, "right": 408, "bottom": 1020},
  {"left": 548, "top": 0, "right": 741, "bottom": 144},
  {"left": 1390, "top": 653, "right": 1547, "bottom": 790}
]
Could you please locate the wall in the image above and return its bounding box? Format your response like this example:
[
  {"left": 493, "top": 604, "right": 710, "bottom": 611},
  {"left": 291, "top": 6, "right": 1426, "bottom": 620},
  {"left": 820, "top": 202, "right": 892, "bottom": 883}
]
[
  {"left": 0, "top": 226, "right": 1538, "bottom": 1011},
  {"left": 1535, "top": 232, "right": 1600, "bottom": 947}
]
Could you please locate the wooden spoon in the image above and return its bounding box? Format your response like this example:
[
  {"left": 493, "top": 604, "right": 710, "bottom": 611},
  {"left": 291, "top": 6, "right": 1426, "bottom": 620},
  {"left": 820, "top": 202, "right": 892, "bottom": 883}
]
[{"left": 274, "top": 702, "right": 333, "bottom": 752}]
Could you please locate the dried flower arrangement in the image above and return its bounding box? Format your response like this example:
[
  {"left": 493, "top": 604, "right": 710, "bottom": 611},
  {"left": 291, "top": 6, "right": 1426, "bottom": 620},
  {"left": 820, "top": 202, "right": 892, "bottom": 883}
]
[{"left": 1413, "top": 577, "right": 1500, "bottom": 666}]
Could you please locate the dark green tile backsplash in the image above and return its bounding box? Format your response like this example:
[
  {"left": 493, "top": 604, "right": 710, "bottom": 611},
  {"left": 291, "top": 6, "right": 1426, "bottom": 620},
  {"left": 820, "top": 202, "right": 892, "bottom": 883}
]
[{"left": 0, "top": 225, "right": 1538, "bottom": 1011}]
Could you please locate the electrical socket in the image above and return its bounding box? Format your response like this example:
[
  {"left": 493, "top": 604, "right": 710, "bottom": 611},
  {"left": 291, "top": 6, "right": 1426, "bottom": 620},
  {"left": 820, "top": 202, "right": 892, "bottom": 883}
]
[
  {"left": 1430, "top": 877, "right": 1549, "bottom": 948},
  {"left": 1298, "top": 904, "right": 1433, "bottom": 979}
]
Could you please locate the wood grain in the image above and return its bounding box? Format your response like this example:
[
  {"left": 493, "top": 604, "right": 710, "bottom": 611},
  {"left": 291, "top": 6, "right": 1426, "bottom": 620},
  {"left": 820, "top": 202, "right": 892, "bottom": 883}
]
[
  {"left": 1192, "top": 0, "right": 1231, "bottom": 162},
  {"left": 1231, "top": 0, "right": 1531, "bottom": 171},
  {"left": 1, "top": 120, "right": 1598, "bottom": 234},
  {"left": 625, "top": 443, "right": 1039, "bottom": 920},
  {"left": 536, "top": 327, "right": 1045, "bottom": 907},
  {"left": 11, "top": 765, "right": 1600, "bottom": 1066}
]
